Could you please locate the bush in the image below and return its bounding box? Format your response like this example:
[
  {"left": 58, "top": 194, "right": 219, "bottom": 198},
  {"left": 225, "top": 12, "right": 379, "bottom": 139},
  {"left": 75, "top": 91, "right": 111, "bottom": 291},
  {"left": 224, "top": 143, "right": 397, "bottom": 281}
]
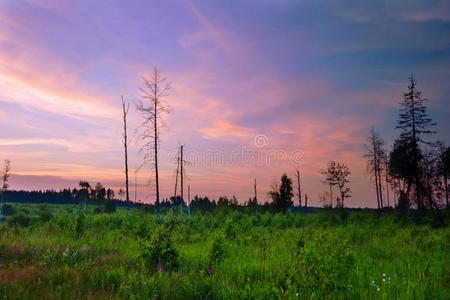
[
  {"left": 293, "top": 232, "right": 355, "bottom": 293},
  {"left": 140, "top": 224, "right": 179, "bottom": 271},
  {"left": 208, "top": 231, "right": 228, "bottom": 265}
]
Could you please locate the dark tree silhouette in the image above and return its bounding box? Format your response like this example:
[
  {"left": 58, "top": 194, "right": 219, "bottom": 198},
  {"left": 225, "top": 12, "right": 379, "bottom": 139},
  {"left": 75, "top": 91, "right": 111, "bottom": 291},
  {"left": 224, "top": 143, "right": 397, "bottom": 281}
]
[
  {"left": 395, "top": 76, "right": 435, "bottom": 209},
  {"left": 136, "top": 67, "right": 171, "bottom": 217},
  {"left": 269, "top": 174, "right": 293, "bottom": 211},
  {"left": 93, "top": 182, "right": 106, "bottom": 205},
  {"left": 78, "top": 181, "right": 91, "bottom": 211},
  {"left": 389, "top": 139, "right": 420, "bottom": 209}
]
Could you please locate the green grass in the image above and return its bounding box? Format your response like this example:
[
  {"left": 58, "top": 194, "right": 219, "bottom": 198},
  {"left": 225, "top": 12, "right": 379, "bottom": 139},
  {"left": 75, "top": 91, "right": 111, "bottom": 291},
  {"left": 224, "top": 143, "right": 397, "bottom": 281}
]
[{"left": 0, "top": 203, "right": 449, "bottom": 299}]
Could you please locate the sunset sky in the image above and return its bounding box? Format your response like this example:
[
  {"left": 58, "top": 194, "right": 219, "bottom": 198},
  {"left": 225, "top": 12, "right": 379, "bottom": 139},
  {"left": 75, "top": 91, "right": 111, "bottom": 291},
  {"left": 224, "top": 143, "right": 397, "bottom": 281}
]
[{"left": 1, "top": 0, "right": 449, "bottom": 207}]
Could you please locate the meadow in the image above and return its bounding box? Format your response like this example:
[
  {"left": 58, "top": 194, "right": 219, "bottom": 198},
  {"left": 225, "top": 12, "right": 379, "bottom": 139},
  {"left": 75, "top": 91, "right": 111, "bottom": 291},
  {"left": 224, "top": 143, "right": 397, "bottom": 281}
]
[{"left": 0, "top": 203, "right": 449, "bottom": 299}]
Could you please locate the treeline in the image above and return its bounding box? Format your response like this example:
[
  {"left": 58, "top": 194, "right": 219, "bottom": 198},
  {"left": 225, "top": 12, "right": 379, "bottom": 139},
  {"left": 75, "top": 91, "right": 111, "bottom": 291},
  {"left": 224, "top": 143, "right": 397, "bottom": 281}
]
[{"left": 3, "top": 185, "right": 135, "bottom": 211}]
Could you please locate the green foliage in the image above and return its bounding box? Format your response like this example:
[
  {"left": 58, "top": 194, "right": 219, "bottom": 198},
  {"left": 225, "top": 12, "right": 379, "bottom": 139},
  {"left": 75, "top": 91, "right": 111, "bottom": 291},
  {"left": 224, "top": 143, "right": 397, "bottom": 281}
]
[
  {"left": 140, "top": 221, "right": 179, "bottom": 271},
  {"left": 208, "top": 231, "right": 228, "bottom": 265},
  {"left": 293, "top": 232, "right": 355, "bottom": 293}
]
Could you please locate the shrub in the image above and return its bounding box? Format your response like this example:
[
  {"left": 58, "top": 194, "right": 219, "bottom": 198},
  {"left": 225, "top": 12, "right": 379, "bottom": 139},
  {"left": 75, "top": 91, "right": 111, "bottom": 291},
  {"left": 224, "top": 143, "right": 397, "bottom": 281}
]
[
  {"left": 209, "top": 231, "right": 228, "bottom": 265},
  {"left": 140, "top": 224, "right": 179, "bottom": 271},
  {"left": 293, "top": 232, "right": 355, "bottom": 293}
]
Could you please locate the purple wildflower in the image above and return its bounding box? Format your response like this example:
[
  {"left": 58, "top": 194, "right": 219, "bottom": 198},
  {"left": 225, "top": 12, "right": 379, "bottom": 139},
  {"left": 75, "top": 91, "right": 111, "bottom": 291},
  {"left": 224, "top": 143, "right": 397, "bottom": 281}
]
[
  {"left": 207, "top": 266, "right": 214, "bottom": 275},
  {"left": 157, "top": 263, "right": 163, "bottom": 272},
  {"left": 99, "top": 261, "right": 104, "bottom": 267}
]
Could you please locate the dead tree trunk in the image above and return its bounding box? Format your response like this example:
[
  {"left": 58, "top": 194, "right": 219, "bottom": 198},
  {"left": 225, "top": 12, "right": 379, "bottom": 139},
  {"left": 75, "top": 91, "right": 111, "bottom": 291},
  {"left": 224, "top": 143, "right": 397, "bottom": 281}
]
[
  {"left": 296, "top": 169, "right": 302, "bottom": 207},
  {"left": 121, "top": 96, "right": 130, "bottom": 214},
  {"left": 180, "top": 145, "right": 184, "bottom": 217}
]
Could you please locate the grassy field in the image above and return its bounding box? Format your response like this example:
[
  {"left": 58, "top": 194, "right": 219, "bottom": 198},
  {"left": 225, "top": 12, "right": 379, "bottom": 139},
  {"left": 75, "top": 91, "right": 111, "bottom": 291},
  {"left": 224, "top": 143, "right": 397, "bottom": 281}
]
[{"left": 0, "top": 203, "right": 449, "bottom": 299}]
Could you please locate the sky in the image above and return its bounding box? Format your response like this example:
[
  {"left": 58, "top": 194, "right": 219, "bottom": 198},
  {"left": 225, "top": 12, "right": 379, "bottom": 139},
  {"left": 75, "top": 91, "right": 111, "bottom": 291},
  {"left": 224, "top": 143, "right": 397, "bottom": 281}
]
[{"left": 0, "top": 0, "right": 449, "bottom": 208}]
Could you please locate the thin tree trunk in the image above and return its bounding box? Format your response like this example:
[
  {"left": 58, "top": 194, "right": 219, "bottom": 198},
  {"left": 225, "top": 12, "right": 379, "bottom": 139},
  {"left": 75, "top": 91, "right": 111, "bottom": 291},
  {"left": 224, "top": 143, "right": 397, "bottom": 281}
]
[
  {"left": 0, "top": 193, "right": 3, "bottom": 221},
  {"left": 304, "top": 194, "right": 308, "bottom": 215},
  {"left": 445, "top": 175, "right": 449, "bottom": 208},
  {"left": 154, "top": 86, "right": 160, "bottom": 217},
  {"left": 410, "top": 88, "right": 422, "bottom": 209},
  {"left": 377, "top": 160, "right": 383, "bottom": 209},
  {"left": 122, "top": 97, "right": 130, "bottom": 214},
  {"left": 254, "top": 178, "right": 258, "bottom": 215},
  {"left": 174, "top": 153, "right": 179, "bottom": 199},
  {"left": 188, "top": 184, "right": 191, "bottom": 218},
  {"left": 180, "top": 145, "right": 184, "bottom": 217},
  {"left": 374, "top": 151, "right": 381, "bottom": 212},
  {"left": 329, "top": 184, "right": 333, "bottom": 208},
  {"left": 134, "top": 170, "right": 138, "bottom": 203},
  {"left": 296, "top": 169, "right": 302, "bottom": 207},
  {"left": 385, "top": 162, "right": 390, "bottom": 208}
]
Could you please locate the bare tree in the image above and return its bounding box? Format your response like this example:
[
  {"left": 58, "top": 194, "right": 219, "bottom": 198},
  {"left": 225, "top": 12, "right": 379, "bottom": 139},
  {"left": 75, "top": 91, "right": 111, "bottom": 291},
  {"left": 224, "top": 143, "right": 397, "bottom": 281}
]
[
  {"left": 136, "top": 67, "right": 171, "bottom": 217},
  {"left": 321, "top": 161, "right": 338, "bottom": 207},
  {"left": 334, "top": 162, "right": 351, "bottom": 207},
  {"left": 364, "top": 128, "right": 385, "bottom": 212},
  {"left": 122, "top": 96, "right": 130, "bottom": 214},
  {"left": 321, "top": 161, "right": 351, "bottom": 208},
  {"left": 0, "top": 159, "right": 11, "bottom": 221}
]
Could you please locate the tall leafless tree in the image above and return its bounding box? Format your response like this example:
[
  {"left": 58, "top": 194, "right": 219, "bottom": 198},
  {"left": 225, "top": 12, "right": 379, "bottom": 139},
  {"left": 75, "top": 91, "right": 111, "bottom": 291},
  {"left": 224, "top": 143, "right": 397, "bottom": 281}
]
[
  {"left": 121, "top": 96, "right": 130, "bottom": 213},
  {"left": 136, "top": 67, "right": 171, "bottom": 217},
  {"left": 365, "top": 128, "right": 385, "bottom": 212}
]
